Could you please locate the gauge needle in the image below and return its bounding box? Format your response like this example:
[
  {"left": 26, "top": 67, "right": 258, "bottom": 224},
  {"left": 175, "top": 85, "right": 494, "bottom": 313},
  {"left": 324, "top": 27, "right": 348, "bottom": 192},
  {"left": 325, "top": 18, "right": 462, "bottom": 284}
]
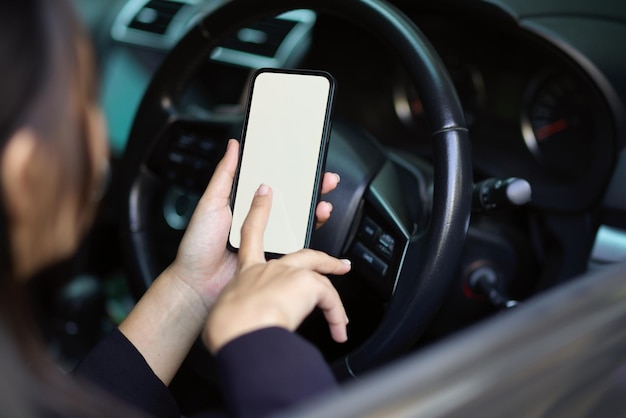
[{"left": 535, "top": 118, "right": 568, "bottom": 141}]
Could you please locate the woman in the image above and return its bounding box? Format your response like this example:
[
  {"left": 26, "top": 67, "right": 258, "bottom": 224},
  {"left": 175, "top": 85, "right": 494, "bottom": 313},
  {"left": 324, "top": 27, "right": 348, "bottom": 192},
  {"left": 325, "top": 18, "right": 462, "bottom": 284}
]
[{"left": 0, "top": 1, "right": 351, "bottom": 417}]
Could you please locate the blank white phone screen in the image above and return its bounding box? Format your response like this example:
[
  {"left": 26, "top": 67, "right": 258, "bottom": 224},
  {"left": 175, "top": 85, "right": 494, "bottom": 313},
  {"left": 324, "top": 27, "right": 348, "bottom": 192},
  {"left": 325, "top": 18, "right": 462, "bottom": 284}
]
[{"left": 229, "top": 71, "right": 332, "bottom": 255}]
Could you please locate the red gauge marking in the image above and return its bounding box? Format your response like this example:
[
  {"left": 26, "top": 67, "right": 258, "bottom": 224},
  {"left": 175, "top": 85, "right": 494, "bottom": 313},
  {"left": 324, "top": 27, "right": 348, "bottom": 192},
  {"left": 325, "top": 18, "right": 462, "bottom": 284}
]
[
  {"left": 535, "top": 118, "right": 569, "bottom": 141},
  {"left": 410, "top": 99, "right": 424, "bottom": 116}
]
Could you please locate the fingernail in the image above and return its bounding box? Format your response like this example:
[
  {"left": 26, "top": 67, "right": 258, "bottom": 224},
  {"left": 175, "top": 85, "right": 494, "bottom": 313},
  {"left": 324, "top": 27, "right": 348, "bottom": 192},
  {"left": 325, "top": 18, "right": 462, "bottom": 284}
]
[
  {"left": 334, "top": 173, "right": 341, "bottom": 183},
  {"left": 256, "top": 184, "right": 270, "bottom": 196},
  {"left": 227, "top": 138, "right": 237, "bottom": 151},
  {"left": 345, "top": 315, "right": 350, "bottom": 324},
  {"left": 325, "top": 201, "right": 333, "bottom": 212},
  {"left": 340, "top": 258, "right": 351, "bottom": 265}
]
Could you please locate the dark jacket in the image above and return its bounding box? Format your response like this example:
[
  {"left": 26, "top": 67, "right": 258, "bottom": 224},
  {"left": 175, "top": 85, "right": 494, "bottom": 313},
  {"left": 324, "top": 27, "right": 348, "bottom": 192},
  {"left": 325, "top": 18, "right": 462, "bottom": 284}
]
[{"left": 75, "top": 327, "right": 337, "bottom": 417}]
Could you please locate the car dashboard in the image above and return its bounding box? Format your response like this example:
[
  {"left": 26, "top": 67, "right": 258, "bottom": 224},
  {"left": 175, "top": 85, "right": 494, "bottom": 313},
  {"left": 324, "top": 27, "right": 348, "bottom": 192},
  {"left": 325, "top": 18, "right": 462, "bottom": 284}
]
[{"left": 82, "top": 0, "right": 625, "bottom": 213}]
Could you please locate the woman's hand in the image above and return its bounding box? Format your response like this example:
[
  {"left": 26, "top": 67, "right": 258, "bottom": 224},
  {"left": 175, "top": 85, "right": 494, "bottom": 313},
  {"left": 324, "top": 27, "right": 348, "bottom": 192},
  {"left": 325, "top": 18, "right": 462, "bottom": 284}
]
[
  {"left": 118, "top": 139, "right": 341, "bottom": 385},
  {"left": 203, "top": 184, "right": 351, "bottom": 354},
  {"left": 168, "top": 139, "right": 341, "bottom": 312}
]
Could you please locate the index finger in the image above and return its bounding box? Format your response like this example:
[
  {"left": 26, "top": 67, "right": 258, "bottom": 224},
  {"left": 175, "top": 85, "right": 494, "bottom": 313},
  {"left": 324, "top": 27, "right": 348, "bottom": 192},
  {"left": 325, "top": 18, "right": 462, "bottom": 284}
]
[
  {"left": 281, "top": 249, "right": 352, "bottom": 276},
  {"left": 238, "top": 184, "right": 273, "bottom": 267}
]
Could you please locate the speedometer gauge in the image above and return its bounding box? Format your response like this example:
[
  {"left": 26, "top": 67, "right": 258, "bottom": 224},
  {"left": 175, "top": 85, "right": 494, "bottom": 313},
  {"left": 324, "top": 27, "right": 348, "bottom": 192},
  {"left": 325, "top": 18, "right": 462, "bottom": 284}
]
[{"left": 521, "top": 73, "right": 595, "bottom": 180}]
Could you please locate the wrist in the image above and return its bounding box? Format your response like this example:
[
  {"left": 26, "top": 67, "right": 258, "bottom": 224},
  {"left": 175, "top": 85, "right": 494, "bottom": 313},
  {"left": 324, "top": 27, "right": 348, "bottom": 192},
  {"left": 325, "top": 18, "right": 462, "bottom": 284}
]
[
  {"left": 204, "top": 303, "right": 289, "bottom": 355},
  {"left": 161, "top": 264, "right": 213, "bottom": 320},
  {"left": 118, "top": 267, "right": 210, "bottom": 385},
  {"left": 168, "top": 252, "right": 237, "bottom": 310}
]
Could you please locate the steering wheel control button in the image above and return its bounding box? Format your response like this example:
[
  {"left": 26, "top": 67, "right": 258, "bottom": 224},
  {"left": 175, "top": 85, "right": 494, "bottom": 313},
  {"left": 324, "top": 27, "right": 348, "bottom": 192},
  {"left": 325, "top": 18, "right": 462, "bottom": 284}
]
[
  {"left": 148, "top": 125, "right": 228, "bottom": 192},
  {"left": 357, "top": 217, "right": 397, "bottom": 261},
  {"left": 197, "top": 139, "right": 217, "bottom": 154},
  {"left": 353, "top": 242, "right": 388, "bottom": 276},
  {"left": 376, "top": 233, "right": 395, "bottom": 260},
  {"left": 177, "top": 134, "right": 196, "bottom": 149},
  {"left": 167, "top": 151, "right": 186, "bottom": 164},
  {"left": 361, "top": 217, "right": 381, "bottom": 243},
  {"left": 176, "top": 133, "right": 218, "bottom": 157}
]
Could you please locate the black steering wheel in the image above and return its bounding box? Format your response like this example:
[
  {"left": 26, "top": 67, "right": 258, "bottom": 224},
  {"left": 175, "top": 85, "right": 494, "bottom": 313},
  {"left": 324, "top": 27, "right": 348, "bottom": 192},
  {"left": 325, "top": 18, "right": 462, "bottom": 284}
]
[{"left": 117, "top": 0, "right": 472, "bottom": 378}]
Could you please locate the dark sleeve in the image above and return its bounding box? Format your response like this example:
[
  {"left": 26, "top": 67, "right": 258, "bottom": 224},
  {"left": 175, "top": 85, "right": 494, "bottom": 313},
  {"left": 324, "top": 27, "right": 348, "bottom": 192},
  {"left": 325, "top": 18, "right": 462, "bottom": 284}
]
[
  {"left": 216, "top": 327, "right": 339, "bottom": 418},
  {"left": 73, "top": 328, "right": 180, "bottom": 418}
]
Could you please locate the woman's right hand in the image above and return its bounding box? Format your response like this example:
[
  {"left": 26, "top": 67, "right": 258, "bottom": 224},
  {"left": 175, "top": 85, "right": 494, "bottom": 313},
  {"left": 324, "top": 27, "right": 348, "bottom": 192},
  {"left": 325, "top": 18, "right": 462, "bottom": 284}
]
[{"left": 203, "top": 184, "right": 351, "bottom": 354}]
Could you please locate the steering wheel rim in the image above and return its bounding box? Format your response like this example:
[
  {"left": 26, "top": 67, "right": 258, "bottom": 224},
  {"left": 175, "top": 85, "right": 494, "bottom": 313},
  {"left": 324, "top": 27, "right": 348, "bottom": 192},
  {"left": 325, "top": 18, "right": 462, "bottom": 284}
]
[{"left": 118, "top": 0, "right": 472, "bottom": 378}]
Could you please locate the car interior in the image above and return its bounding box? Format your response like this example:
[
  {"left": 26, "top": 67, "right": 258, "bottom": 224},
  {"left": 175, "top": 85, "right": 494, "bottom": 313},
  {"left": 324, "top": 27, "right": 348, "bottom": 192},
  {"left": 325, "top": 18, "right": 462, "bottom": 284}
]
[{"left": 38, "top": 0, "right": 626, "bottom": 415}]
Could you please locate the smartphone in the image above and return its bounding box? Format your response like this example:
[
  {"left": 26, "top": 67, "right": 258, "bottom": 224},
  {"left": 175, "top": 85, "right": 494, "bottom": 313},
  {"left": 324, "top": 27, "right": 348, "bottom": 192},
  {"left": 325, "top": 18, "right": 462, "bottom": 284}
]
[{"left": 228, "top": 68, "right": 336, "bottom": 256}]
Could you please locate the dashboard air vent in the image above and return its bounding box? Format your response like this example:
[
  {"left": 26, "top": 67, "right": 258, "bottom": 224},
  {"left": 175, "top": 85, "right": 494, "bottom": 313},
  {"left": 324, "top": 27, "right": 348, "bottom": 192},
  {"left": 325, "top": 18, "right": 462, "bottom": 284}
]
[
  {"left": 113, "top": 3, "right": 315, "bottom": 69},
  {"left": 128, "top": 0, "right": 185, "bottom": 35},
  {"left": 220, "top": 17, "right": 298, "bottom": 58}
]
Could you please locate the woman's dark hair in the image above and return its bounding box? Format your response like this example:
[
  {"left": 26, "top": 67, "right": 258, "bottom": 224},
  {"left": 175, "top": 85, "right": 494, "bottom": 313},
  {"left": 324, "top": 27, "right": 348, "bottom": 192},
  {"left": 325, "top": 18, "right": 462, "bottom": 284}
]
[
  {"left": 0, "top": 1, "right": 95, "bottom": 282},
  {"left": 0, "top": 2, "right": 42, "bottom": 282},
  {"left": 0, "top": 1, "right": 143, "bottom": 416}
]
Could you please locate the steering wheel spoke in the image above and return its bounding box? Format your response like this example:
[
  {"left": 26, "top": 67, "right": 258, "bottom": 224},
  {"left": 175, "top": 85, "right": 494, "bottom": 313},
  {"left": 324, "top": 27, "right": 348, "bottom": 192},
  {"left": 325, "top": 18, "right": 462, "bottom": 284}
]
[{"left": 345, "top": 162, "right": 416, "bottom": 298}]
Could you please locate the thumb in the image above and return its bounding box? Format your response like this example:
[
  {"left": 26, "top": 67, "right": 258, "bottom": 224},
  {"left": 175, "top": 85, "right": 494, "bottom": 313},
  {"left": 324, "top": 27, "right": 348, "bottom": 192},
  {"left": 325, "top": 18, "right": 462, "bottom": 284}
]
[{"left": 203, "top": 139, "right": 239, "bottom": 199}]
